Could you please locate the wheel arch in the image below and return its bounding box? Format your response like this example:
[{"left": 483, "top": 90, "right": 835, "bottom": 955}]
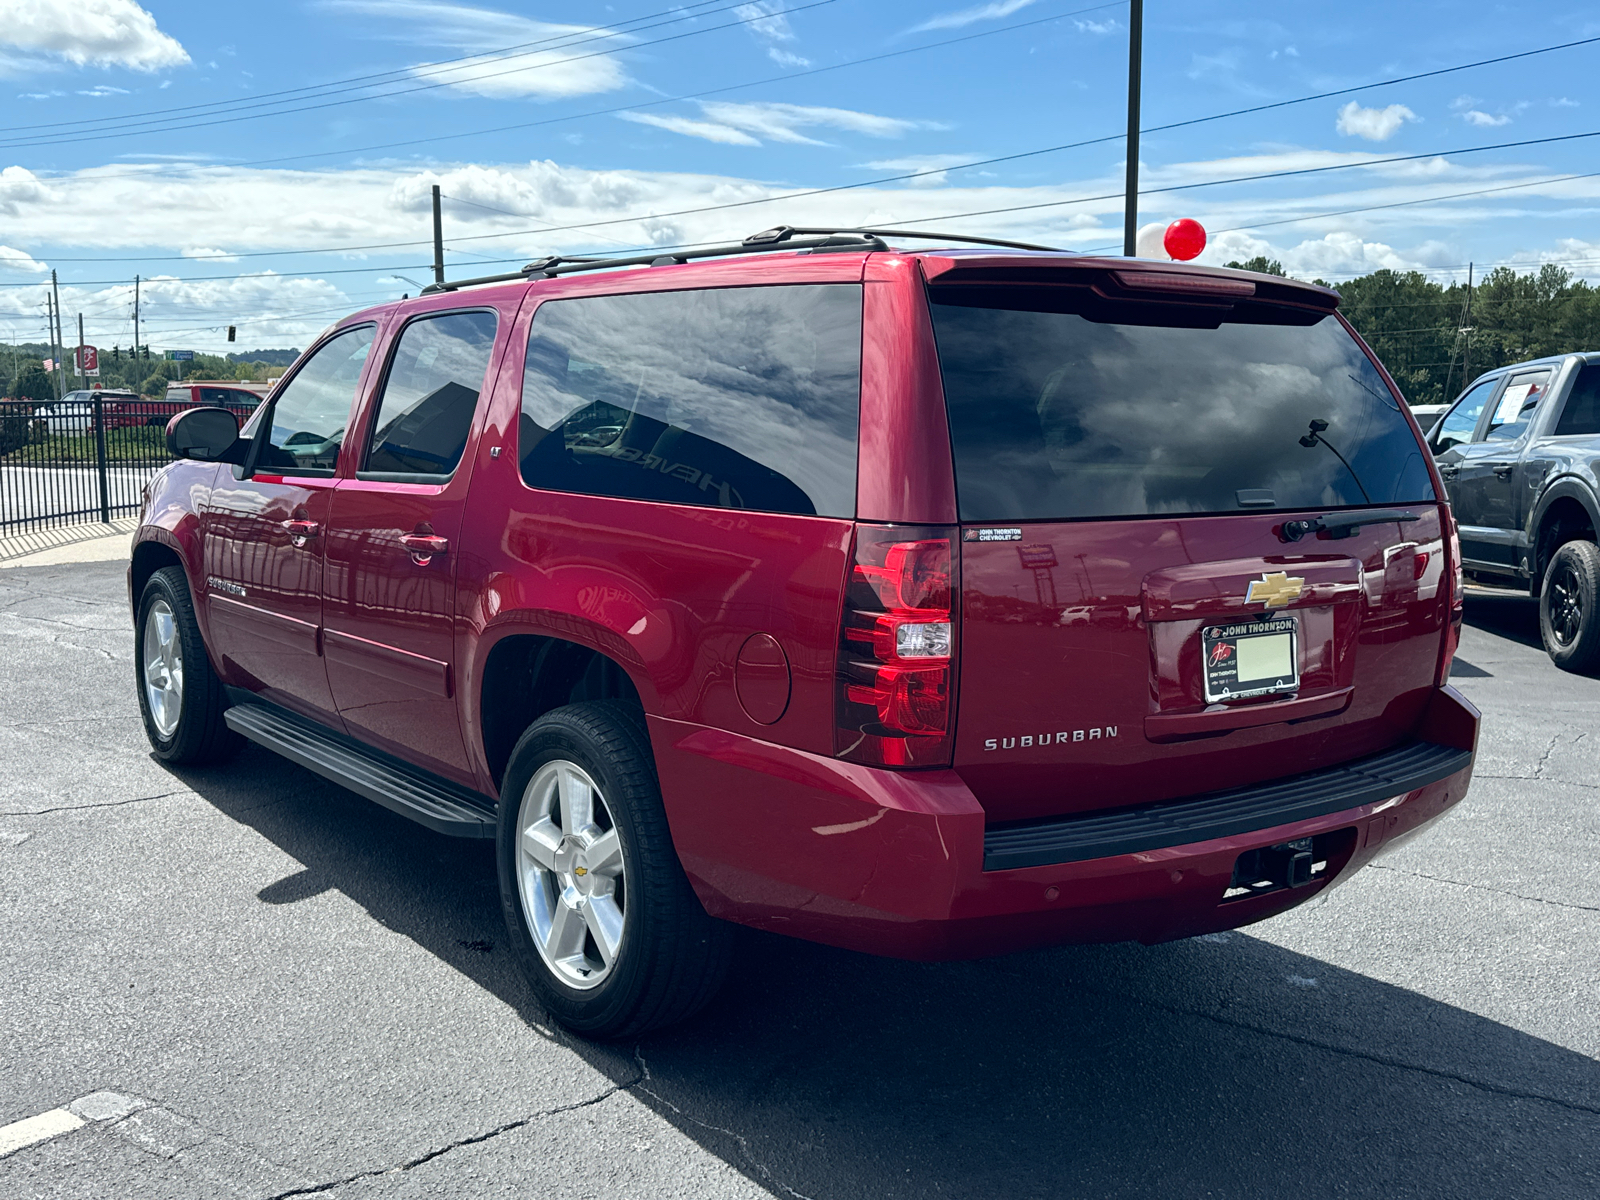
[
  {"left": 129, "top": 534, "right": 187, "bottom": 615},
  {"left": 1529, "top": 482, "right": 1600, "bottom": 595},
  {"left": 475, "top": 624, "right": 646, "bottom": 792}
]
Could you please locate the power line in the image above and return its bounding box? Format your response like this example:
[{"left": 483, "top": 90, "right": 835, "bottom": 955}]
[
  {"left": 0, "top": 0, "right": 842, "bottom": 152},
  {"left": 0, "top": 0, "right": 733, "bottom": 136},
  {"left": 28, "top": 1, "right": 1124, "bottom": 190},
  {"left": 28, "top": 15, "right": 1588, "bottom": 195}
]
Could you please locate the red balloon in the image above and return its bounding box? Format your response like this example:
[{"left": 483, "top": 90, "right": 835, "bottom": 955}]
[{"left": 1164, "top": 218, "right": 1206, "bottom": 261}]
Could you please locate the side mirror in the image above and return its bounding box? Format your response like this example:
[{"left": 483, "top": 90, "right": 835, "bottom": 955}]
[{"left": 166, "top": 407, "right": 245, "bottom": 464}]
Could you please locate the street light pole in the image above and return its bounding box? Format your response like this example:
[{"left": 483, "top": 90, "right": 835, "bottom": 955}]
[{"left": 1122, "top": 0, "right": 1144, "bottom": 257}]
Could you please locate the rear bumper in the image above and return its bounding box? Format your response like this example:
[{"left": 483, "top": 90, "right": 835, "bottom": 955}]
[{"left": 649, "top": 685, "right": 1480, "bottom": 960}]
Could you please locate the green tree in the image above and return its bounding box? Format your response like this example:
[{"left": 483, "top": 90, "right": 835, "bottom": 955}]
[
  {"left": 1224, "top": 256, "right": 1286, "bottom": 276},
  {"left": 9, "top": 362, "right": 56, "bottom": 404},
  {"left": 140, "top": 372, "right": 169, "bottom": 397}
]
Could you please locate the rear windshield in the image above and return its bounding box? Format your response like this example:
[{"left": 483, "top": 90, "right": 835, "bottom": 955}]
[{"left": 930, "top": 291, "right": 1436, "bottom": 522}]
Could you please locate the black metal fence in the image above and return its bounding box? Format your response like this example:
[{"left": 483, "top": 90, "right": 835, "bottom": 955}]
[{"left": 0, "top": 397, "right": 184, "bottom": 536}]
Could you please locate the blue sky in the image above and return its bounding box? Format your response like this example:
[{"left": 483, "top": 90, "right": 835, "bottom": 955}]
[{"left": 1, "top": 0, "right": 1597, "bottom": 353}]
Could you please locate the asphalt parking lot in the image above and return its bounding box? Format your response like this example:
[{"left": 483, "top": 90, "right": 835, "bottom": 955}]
[{"left": 1, "top": 559, "right": 1596, "bottom": 1199}]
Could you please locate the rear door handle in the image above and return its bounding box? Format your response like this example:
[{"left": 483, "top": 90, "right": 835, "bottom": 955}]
[
  {"left": 400, "top": 533, "right": 449, "bottom": 564},
  {"left": 1436, "top": 466, "right": 1458, "bottom": 479},
  {"left": 282, "top": 519, "right": 320, "bottom": 546},
  {"left": 1492, "top": 464, "right": 1515, "bottom": 478}
]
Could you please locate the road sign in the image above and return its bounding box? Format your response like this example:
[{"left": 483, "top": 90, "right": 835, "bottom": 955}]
[
  {"left": 76, "top": 345, "right": 100, "bottom": 377},
  {"left": 165, "top": 350, "right": 195, "bottom": 362}
]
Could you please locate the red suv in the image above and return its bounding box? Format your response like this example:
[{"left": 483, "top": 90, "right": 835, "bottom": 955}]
[{"left": 131, "top": 227, "right": 1479, "bottom": 1037}]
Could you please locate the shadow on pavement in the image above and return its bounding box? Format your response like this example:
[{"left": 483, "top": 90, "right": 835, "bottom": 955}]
[
  {"left": 170, "top": 746, "right": 1600, "bottom": 1200},
  {"left": 1463, "top": 589, "right": 1542, "bottom": 650}
]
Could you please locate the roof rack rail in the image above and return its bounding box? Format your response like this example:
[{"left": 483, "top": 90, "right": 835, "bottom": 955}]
[{"left": 420, "top": 225, "right": 1060, "bottom": 294}]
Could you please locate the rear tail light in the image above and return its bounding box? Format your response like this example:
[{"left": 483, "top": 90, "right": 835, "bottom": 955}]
[
  {"left": 1436, "top": 505, "right": 1464, "bottom": 685},
  {"left": 835, "top": 525, "right": 958, "bottom": 767}
]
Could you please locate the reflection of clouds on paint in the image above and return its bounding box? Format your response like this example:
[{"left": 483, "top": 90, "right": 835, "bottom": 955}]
[{"left": 522, "top": 285, "right": 861, "bottom": 516}]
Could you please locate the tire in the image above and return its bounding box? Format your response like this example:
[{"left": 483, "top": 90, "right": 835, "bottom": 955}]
[
  {"left": 1539, "top": 541, "right": 1600, "bottom": 673},
  {"left": 135, "top": 566, "right": 240, "bottom": 764},
  {"left": 496, "top": 700, "right": 732, "bottom": 1038}
]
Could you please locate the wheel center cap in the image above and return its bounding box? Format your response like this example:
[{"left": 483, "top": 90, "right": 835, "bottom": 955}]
[{"left": 554, "top": 835, "right": 593, "bottom": 895}]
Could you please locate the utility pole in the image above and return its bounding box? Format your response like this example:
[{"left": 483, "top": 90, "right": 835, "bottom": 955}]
[
  {"left": 77, "top": 312, "right": 85, "bottom": 381},
  {"left": 133, "top": 275, "right": 141, "bottom": 366},
  {"left": 1122, "top": 0, "right": 1144, "bottom": 256},
  {"left": 50, "top": 271, "right": 66, "bottom": 399},
  {"left": 1463, "top": 262, "right": 1474, "bottom": 385},
  {"left": 432, "top": 184, "right": 445, "bottom": 285}
]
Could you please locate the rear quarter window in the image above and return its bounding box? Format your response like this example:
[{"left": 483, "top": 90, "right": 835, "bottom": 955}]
[
  {"left": 518, "top": 284, "right": 862, "bottom": 518},
  {"left": 930, "top": 291, "right": 1436, "bottom": 521}
]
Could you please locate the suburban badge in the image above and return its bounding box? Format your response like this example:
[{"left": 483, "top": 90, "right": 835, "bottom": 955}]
[{"left": 1246, "top": 572, "right": 1305, "bottom": 609}]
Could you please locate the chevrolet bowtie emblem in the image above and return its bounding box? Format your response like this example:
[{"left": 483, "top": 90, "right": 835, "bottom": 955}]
[{"left": 1247, "top": 572, "right": 1305, "bottom": 609}]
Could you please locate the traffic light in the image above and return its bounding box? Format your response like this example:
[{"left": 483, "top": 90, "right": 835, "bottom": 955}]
[
  {"left": 227, "top": 325, "right": 236, "bottom": 342},
  {"left": 113, "top": 346, "right": 120, "bottom": 360},
  {"left": 142, "top": 345, "right": 150, "bottom": 361}
]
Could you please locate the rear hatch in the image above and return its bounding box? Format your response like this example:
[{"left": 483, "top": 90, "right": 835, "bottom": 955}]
[{"left": 927, "top": 259, "right": 1449, "bottom": 825}]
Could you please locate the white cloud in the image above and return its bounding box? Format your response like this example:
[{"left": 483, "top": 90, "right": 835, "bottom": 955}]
[
  {"left": 7, "top": 144, "right": 1600, "bottom": 351},
  {"left": 1073, "top": 18, "right": 1120, "bottom": 34},
  {"left": 0, "top": 245, "right": 47, "bottom": 274},
  {"left": 621, "top": 112, "right": 762, "bottom": 147},
  {"left": 0, "top": 0, "right": 188, "bottom": 71},
  {"left": 858, "top": 154, "right": 977, "bottom": 187},
  {"left": 1335, "top": 101, "right": 1417, "bottom": 141},
  {"left": 181, "top": 247, "right": 239, "bottom": 262},
  {"left": 0, "top": 166, "right": 47, "bottom": 216},
  {"left": 734, "top": 2, "right": 799, "bottom": 43},
  {"left": 909, "top": 0, "right": 1037, "bottom": 33},
  {"left": 1461, "top": 109, "right": 1512, "bottom": 127},
  {"left": 622, "top": 101, "right": 935, "bottom": 147},
  {"left": 768, "top": 47, "right": 811, "bottom": 68},
  {"left": 77, "top": 84, "right": 130, "bottom": 97},
  {"left": 1552, "top": 97, "right": 1579, "bottom": 107},
  {"left": 323, "top": 0, "right": 629, "bottom": 99}
]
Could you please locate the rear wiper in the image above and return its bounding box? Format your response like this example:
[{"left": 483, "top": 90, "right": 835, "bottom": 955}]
[
  {"left": 1280, "top": 509, "right": 1421, "bottom": 542},
  {"left": 1298, "top": 418, "right": 1372, "bottom": 503}
]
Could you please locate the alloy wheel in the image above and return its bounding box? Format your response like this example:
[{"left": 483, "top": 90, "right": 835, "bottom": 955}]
[
  {"left": 1548, "top": 562, "right": 1584, "bottom": 647},
  {"left": 515, "top": 759, "right": 626, "bottom": 990},
  {"left": 142, "top": 598, "right": 184, "bottom": 738}
]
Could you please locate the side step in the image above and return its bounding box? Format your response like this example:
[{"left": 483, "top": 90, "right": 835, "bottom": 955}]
[{"left": 225, "top": 703, "right": 497, "bottom": 839}]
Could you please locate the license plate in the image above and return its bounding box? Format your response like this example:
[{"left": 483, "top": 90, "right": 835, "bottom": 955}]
[{"left": 1201, "top": 617, "right": 1299, "bottom": 703}]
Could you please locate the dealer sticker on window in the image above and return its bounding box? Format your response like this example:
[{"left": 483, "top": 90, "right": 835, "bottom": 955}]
[{"left": 1201, "top": 617, "right": 1299, "bottom": 703}]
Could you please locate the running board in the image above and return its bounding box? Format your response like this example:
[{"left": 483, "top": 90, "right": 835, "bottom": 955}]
[{"left": 225, "top": 703, "right": 497, "bottom": 839}]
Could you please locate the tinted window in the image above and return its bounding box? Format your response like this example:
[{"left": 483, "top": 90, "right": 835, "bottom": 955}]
[
  {"left": 366, "top": 311, "right": 498, "bottom": 476},
  {"left": 199, "top": 387, "right": 234, "bottom": 405},
  {"left": 1434, "top": 378, "right": 1497, "bottom": 451},
  {"left": 1554, "top": 364, "right": 1600, "bottom": 436},
  {"left": 518, "top": 285, "right": 861, "bottom": 518},
  {"left": 931, "top": 297, "right": 1435, "bottom": 521},
  {"left": 1483, "top": 369, "right": 1553, "bottom": 442},
  {"left": 256, "top": 325, "right": 375, "bottom": 474}
]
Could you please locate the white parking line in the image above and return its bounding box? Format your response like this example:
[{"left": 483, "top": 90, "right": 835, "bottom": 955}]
[{"left": 0, "top": 1107, "right": 85, "bottom": 1158}]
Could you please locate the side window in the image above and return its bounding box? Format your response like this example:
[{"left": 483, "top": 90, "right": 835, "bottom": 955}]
[
  {"left": 1433, "top": 378, "right": 1497, "bottom": 452},
  {"left": 255, "top": 325, "right": 375, "bottom": 475},
  {"left": 1484, "top": 369, "right": 1553, "bottom": 442},
  {"left": 518, "top": 285, "right": 862, "bottom": 518},
  {"left": 1554, "top": 364, "right": 1600, "bottom": 436},
  {"left": 365, "top": 311, "right": 498, "bottom": 477},
  {"left": 198, "top": 387, "right": 232, "bottom": 405}
]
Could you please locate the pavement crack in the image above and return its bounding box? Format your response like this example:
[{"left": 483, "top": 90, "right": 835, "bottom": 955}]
[
  {"left": 632, "top": 1046, "right": 818, "bottom": 1200},
  {"left": 1370, "top": 863, "right": 1600, "bottom": 914},
  {"left": 1474, "top": 772, "right": 1600, "bottom": 791},
  {"left": 261, "top": 1080, "right": 641, "bottom": 1199},
  {"left": 4, "top": 789, "right": 191, "bottom": 817},
  {"left": 1533, "top": 733, "right": 1560, "bottom": 779}
]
